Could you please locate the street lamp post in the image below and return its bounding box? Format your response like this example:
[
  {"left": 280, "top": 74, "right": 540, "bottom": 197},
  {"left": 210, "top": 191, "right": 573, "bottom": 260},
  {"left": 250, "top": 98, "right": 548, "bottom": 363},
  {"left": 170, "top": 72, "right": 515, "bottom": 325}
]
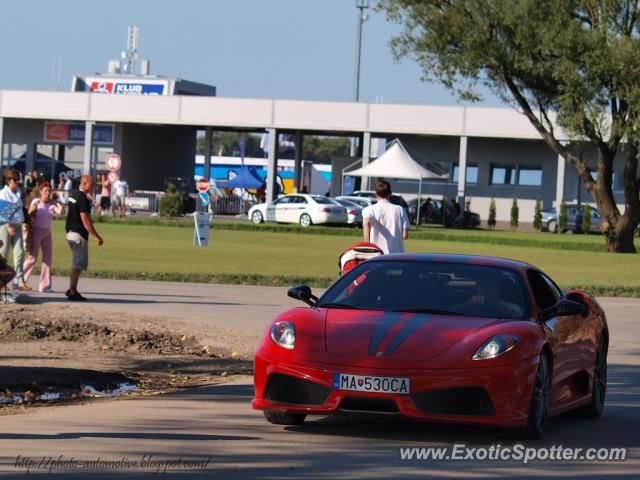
[{"left": 350, "top": 0, "right": 370, "bottom": 158}]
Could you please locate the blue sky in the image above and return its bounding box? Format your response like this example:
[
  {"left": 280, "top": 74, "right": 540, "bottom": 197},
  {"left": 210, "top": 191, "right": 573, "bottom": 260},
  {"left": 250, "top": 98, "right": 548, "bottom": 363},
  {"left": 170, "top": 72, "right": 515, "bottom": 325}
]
[{"left": 0, "top": 0, "right": 504, "bottom": 106}]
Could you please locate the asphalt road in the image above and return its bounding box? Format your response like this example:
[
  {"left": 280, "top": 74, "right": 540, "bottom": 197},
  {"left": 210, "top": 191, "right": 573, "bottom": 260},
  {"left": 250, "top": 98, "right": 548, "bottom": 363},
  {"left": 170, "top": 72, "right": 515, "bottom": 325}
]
[{"left": 1, "top": 281, "right": 638, "bottom": 479}]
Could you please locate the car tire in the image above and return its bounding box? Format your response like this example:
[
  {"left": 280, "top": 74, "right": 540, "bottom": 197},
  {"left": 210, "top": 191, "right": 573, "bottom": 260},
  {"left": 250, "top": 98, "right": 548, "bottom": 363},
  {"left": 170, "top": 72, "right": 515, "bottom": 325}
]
[
  {"left": 548, "top": 220, "right": 557, "bottom": 233},
  {"left": 575, "top": 335, "right": 607, "bottom": 419},
  {"left": 299, "top": 213, "right": 312, "bottom": 227},
  {"left": 251, "top": 211, "right": 264, "bottom": 224},
  {"left": 516, "top": 352, "right": 550, "bottom": 440},
  {"left": 263, "top": 410, "right": 306, "bottom": 425}
]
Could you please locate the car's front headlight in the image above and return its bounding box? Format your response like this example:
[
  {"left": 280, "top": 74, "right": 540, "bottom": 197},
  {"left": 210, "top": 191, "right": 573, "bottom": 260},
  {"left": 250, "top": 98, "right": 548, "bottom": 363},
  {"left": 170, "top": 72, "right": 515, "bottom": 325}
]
[
  {"left": 472, "top": 334, "right": 518, "bottom": 360},
  {"left": 270, "top": 321, "right": 295, "bottom": 349}
]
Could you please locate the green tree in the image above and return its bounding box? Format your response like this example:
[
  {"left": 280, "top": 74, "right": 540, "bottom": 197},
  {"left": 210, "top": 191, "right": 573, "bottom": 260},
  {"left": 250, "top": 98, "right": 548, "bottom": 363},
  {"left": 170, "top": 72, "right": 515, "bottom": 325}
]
[
  {"left": 303, "top": 136, "right": 350, "bottom": 163},
  {"left": 488, "top": 198, "right": 497, "bottom": 229},
  {"left": 378, "top": 0, "right": 639, "bottom": 252},
  {"left": 558, "top": 201, "right": 568, "bottom": 233},
  {"left": 581, "top": 204, "right": 592, "bottom": 234},
  {"left": 463, "top": 197, "right": 472, "bottom": 227},
  {"left": 196, "top": 132, "right": 263, "bottom": 157},
  {"left": 159, "top": 182, "right": 182, "bottom": 217},
  {"left": 533, "top": 196, "right": 542, "bottom": 231},
  {"left": 510, "top": 198, "right": 519, "bottom": 230}
]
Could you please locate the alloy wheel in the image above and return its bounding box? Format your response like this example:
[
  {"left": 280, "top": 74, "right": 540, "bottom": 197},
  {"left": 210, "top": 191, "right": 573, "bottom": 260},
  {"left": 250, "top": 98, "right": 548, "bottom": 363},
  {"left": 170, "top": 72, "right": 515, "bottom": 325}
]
[
  {"left": 252, "top": 211, "right": 263, "bottom": 224},
  {"left": 300, "top": 214, "right": 312, "bottom": 227}
]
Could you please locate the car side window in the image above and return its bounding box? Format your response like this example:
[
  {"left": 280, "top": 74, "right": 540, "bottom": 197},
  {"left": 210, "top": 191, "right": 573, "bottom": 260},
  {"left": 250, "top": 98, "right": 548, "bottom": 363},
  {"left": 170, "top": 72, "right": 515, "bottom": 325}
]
[
  {"left": 541, "top": 273, "right": 562, "bottom": 300},
  {"left": 527, "top": 270, "right": 560, "bottom": 312},
  {"left": 276, "top": 197, "right": 292, "bottom": 205},
  {"left": 293, "top": 196, "right": 308, "bottom": 204}
]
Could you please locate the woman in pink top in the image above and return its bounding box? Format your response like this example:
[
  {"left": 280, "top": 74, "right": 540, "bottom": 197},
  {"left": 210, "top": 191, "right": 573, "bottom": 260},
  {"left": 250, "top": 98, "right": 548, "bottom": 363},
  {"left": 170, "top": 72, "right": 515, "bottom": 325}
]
[{"left": 23, "top": 182, "right": 63, "bottom": 292}]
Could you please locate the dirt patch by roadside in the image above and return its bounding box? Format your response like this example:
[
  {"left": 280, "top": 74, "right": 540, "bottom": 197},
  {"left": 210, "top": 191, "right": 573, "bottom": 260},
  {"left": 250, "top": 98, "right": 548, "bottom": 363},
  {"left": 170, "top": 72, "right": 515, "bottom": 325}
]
[
  {"left": 0, "top": 305, "right": 255, "bottom": 414},
  {"left": 0, "top": 308, "right": 206, "bottom": 355}
]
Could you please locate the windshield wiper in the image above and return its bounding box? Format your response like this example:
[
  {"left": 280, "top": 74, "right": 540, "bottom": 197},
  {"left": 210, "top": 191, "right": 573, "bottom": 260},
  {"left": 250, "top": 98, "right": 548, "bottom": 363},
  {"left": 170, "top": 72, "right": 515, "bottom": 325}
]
[
  {"left": 317, "top": 302, "right": 361, "bottom": 310},
  {"left": 392, "top": 308, "right": 458, "bottom": 315}
]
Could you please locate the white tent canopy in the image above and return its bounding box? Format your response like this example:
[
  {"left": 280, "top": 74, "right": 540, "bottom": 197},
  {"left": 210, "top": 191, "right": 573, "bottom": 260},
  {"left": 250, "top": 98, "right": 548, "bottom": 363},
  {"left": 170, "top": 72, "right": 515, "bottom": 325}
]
[
  {"left": 345, "top": 140, "right": 446, "bottom": 180},
  {"left": 344, "top": 140, "right": 447, "bottom": 226}
]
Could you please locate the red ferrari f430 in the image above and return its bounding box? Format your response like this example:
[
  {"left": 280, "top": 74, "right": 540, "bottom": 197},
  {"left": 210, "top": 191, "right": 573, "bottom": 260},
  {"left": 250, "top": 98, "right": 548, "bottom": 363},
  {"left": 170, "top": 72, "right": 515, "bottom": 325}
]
[{"left": 252, "top": 254, "right": 608, "bottom": 439}]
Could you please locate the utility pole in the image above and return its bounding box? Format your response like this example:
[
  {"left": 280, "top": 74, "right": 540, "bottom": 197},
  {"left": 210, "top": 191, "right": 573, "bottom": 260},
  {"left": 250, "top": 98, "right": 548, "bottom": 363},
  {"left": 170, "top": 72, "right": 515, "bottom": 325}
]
[{"left": 350, "top": 0, "right": 370, "bottom": 157}]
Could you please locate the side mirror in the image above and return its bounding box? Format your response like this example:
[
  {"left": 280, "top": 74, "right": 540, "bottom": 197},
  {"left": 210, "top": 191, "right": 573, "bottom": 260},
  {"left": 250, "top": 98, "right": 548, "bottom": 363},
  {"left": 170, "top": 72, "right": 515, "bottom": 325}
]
[
  {"left": 287, "top": 284, "right": 318, "bottom": 307},
  {"left": 540, "top": 299, "right": 587, "bottom": 322}
]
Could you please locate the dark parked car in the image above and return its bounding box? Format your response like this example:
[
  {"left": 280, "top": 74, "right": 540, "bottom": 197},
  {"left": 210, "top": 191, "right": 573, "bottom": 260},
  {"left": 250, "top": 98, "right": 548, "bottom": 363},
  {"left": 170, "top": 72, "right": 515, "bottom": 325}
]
[
  {"left": 165, "top": 177, "right": 196, "bottom": 214},
  {"left": 408, "top": 198, "right": 480, "bottom": 228},
  {"left": 348, "top": 191, "right": 409, "bottom": 212},
  {"left": 541, "top": 205, "right": 601, "bottom": 233}
]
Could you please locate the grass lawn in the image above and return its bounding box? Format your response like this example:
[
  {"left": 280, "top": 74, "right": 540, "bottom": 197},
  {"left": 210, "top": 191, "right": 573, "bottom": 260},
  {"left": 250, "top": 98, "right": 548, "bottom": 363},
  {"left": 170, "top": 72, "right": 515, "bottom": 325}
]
[
  {"left": 94, "top": 217, "right": 619, "bottom": 253},
  {"left": 46, "top": 221, "right": 640, "bottom": 295}
]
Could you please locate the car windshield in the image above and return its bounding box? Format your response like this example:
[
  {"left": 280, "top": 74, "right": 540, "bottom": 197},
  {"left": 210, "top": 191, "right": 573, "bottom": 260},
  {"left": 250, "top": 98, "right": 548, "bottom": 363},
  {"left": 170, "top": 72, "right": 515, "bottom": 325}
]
[
  {"left": 337, "top": 199, "right": 359, "bottom": 208},
  {"left": 311, "top": 196, "right": 334, "bottom": 204},
  {"left": 347, "top": 198, "right": 369, "bottom": 207},
  {"left": 317, "top": 260, "right": 530, "bottom": 319}
]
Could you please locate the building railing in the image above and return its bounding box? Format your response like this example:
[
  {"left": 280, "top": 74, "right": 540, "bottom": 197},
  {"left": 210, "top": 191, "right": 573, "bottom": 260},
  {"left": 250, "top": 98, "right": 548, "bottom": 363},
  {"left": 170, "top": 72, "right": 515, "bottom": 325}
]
[
  {"left": 127, "top": 190, "right": 163, "bottom": 212},
  {"left": 212, "top": 195, "right": 254, "bottom": 215},
  {"left": 125, "top": 190, "right": 254, "bottom": 215}
]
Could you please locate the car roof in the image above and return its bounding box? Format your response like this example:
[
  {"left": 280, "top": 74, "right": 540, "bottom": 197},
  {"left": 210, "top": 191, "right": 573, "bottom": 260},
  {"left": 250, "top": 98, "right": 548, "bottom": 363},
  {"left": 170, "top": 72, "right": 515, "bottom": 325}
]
[
  {"left": 337, "top": 195, "right": 373, "bottom": 202},
  {"left": 369, "top": 253, "right": 534, "bottom": 271},
  {"left": 335, "top": 198, "right": 361, "bottom": 205},
  {"left": 280, "top": 194, "right": 324, "bottom": 200}
]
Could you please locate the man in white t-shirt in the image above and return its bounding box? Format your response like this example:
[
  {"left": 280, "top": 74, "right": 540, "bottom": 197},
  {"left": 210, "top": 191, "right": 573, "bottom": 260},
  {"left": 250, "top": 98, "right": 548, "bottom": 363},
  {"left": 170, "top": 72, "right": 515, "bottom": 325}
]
[
  {"left": 113, "top": 179, "right": 129, "bottom": 218},
  {"left": 362, "top": 181, "right": 410, "bottom": 254}
]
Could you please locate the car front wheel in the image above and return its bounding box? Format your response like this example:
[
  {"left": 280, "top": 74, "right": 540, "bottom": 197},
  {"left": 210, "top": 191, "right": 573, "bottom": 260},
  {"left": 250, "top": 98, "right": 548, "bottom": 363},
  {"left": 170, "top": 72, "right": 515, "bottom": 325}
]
[
  {"left": 576, "top": 335, "right": 607, "bottom": 418},
  {"left": 517, "top": 352, "right": 550, "bottom": 440},
  {"left": 251, "top": 211, "right": 264, "bottom": 224},
  {"left": 299, "top": 213, "right": 312, "bottom": 227}
]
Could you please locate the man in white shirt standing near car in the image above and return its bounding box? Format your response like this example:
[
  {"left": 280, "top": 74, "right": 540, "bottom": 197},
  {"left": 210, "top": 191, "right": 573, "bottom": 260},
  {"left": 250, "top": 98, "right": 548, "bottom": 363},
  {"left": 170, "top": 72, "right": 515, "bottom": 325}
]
[
  {"left": 113, "top": 177, "right": 129, "bottom": 218},
  {"left": 362, "top": 180, "right": 410, "bottom": 254}
]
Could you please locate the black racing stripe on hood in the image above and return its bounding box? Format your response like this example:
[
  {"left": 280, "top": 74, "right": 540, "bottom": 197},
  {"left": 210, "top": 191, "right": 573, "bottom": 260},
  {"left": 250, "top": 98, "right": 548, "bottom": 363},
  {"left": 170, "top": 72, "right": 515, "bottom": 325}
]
[
  {"left": 367, "top": 311, "right": 403, "bottom": 357},
  {"left": 384, "top": 313, "right": 431, "bottom": 356}
]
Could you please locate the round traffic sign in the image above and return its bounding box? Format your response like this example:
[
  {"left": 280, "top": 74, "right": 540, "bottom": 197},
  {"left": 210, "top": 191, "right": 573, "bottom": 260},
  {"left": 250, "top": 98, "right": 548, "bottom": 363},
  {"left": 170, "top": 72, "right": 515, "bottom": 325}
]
[
  {"left": 105, "top": 153, "right": 122, "bottom": 172},
  {"left": 199, "top": 191, "right": 210, "bottom": 207},
  {"left": 107, "top": 172, "right": 119, "bottom": 183},
  {"left": 196, "top": 178, "right": 210, "bottom": 193}
]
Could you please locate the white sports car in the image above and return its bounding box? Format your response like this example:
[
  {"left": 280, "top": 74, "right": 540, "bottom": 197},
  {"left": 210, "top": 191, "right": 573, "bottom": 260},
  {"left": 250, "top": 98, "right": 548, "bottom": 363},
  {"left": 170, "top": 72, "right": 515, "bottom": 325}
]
[{"left": 249, "top": 194, "right": 348, "bottom": 227}]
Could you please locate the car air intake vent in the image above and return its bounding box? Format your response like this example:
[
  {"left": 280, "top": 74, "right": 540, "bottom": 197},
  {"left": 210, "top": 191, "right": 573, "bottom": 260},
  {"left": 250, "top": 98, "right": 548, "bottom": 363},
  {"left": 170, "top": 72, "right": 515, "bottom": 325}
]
[
  {"left": 264, "top": 374, "right": 331, "bottom": 406},
  {"left": 412, "top": 387, "right": 495, "bottom": 416},
  {"left": 340, "top": 396, "right": 400, "bottom": 414}
]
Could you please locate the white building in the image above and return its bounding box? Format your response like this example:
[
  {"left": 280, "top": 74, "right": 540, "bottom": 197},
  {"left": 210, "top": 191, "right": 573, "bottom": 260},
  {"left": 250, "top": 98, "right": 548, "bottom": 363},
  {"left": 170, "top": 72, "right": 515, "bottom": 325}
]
[{"left": 0, "top": 90, "right": 633, "bottom": 222}]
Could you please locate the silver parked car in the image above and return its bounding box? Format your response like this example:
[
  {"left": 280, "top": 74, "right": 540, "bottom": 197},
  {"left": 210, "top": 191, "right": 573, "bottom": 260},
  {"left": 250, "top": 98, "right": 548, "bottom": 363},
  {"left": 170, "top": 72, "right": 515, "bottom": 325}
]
[
  {"left": 334, "top": 198, "right": 363, "bottom": 225},
  {"left": 541, "top": 205, "right": 601, "bottom": 233}
]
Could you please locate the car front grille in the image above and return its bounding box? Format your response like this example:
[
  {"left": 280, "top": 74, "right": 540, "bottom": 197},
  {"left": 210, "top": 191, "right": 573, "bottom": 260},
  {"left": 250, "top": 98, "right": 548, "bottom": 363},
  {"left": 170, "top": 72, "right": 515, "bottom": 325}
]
[
  {"left": 263, "top": 373, "right": 331, "bottom": 406},
  {"left": 340, "top": 396, "right": 400, "bottom": 414},
  {"left": 411, "top": 387, "right": 495, "bottom": 416}
]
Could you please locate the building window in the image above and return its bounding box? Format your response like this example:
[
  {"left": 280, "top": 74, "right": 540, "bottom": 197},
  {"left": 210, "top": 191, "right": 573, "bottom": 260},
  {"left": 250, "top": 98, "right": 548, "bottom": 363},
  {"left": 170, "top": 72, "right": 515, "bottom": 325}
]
[
  {"left": 490, "top": 165, "right": 516, "bottom": 185},
  {"left": 613, "top": 171, "right": 622, "bottom": 191},
  {"left": 589, "top": 169, "right": 620, "bottom": 190},
  {"left": 518, "top": 168, "right": 543, "bottom": 186},
  {"left": 490, "top": 165, "right": 542, "bottom": 186},
  {"left": 452, "top": 165, "right": 478, "bottom": 184}
]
